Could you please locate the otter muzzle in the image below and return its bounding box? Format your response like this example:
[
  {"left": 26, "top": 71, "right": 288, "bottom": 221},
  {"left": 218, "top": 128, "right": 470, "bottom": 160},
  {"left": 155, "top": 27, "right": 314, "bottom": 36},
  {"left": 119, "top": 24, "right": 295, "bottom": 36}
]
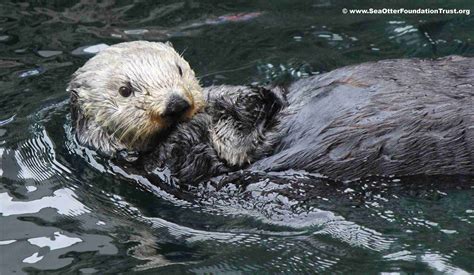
[{"left": 162, "top": 95, "right": 191, "bottom": 119}]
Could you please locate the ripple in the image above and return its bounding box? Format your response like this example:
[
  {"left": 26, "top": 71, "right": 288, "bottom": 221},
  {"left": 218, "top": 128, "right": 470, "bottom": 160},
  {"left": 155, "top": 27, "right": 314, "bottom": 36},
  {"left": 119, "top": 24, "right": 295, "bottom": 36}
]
[
  {"left": 0, "top": 188, "right": 90, "bottom": 216},
  {"left": 23, "top": 252, "right": 44, "bottom": 264},
  {"left": 0, "top": 240, "right": 17, "bottom": 245},
  {"left": 421, "top": 252, "right": 470, "bottom": 274},
  {"left": 17, "top": 67, "right": 45, "bottom": 78},
  {"left": 0, "top": 114, "right": 16, "bottom": 126},
  {"left": 13, "top": 128, "right": 72, "bottom": 182},
  {"left": 97, "top": 177, "right": 398, "bottom": 272},
  {"left": 28, "top": 231, "right": 82, "bottom": 251},
  {"left": 314, "top": 219, "right": 394, "bottom": 251},
  {"left": 71, "top": 43, "right": 109, "bottom": 56},
  {"left": 36, "top": 50, "right": 63, "bottom": 58},
  {"left": 386, "top": 21, "right": 425, "bottom": 51}
]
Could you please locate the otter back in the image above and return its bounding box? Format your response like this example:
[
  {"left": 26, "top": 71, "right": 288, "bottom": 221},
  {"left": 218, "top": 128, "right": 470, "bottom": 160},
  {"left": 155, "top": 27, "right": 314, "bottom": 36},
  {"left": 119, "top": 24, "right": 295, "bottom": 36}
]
[{"left": 252, "top": 56, "right": 474, "bottom": 180}]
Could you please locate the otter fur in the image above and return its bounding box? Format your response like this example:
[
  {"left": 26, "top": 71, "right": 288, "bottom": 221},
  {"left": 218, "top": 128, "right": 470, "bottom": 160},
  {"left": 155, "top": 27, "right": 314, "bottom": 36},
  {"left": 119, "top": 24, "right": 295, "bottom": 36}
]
[
  {"left": 68, "top": 41, "right": 474, "bottom": 184},
  {"left": 68, "top": 41, "right": 205, "bottom": 156},
  {"left": 253, "top": 55, "right": 474, "bottom": 179}
]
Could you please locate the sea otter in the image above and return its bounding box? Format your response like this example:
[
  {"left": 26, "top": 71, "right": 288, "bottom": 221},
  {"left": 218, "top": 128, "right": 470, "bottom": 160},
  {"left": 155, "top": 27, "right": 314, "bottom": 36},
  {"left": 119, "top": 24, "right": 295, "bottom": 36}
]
[{"left": 68, "top": 41, "right": 474, "bottom": 184}]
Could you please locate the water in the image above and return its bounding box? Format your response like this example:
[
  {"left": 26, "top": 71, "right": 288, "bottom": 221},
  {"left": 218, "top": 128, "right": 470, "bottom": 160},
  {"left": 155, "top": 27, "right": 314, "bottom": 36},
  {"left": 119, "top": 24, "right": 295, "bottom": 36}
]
[{"left": 1, "top": 1, "right": 473, "bottom": 273}]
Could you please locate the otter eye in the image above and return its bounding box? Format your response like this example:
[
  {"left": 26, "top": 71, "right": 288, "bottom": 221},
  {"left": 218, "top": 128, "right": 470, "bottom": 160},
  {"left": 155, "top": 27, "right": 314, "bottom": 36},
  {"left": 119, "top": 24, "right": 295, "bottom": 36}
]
[
  {"left": 119, "top": 86, "right": 132, "bottom": 97},
  {"left": 177, "top": 65, "right": 183, "bottom": 77}
]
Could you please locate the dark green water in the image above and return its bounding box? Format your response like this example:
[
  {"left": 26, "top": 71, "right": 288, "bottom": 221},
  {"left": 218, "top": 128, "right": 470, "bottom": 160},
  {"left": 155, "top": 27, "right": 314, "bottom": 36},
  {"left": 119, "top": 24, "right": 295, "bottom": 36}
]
[{"left": 1, "top": 1, "right": 473, "bottom": 274}]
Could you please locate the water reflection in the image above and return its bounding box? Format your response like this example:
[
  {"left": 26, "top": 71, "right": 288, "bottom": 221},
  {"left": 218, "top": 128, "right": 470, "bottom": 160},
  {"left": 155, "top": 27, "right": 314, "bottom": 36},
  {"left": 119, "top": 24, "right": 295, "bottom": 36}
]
[
  {"left": 1, "top": 97, "right": 472, "bottom": 275},
  {"left": 0, "top": 188, "right": 89, "bottom": 216}
]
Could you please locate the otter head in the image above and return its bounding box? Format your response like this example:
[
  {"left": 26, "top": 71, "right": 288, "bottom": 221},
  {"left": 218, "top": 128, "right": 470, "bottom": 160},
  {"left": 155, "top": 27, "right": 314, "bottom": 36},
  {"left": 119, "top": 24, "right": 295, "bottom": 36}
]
[{"left": 68, "top": 41, "right": 204, "bottom": 156}]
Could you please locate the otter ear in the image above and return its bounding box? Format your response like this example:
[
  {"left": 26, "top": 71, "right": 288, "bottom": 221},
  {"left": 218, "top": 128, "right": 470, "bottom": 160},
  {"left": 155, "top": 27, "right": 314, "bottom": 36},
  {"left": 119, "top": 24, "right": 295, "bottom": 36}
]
[{"left": 165, "top": 41, "right": 174, "bottom": 48}]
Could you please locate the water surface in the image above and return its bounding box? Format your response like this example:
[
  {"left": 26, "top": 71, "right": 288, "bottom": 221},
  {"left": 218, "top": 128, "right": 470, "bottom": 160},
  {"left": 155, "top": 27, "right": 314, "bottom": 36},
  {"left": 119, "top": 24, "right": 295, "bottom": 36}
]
[{"left": 1, "top": 1, "right": 473, "bottom": 273}]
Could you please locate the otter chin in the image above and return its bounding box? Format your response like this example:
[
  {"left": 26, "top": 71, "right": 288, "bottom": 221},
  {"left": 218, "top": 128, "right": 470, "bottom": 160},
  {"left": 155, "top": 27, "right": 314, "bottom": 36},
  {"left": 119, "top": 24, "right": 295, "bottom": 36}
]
[
  {"left": 68, "top": 41, "right": 205, "bottom": 156},
  {"left": 69, "top": 41, "right": 474, "bottom": 184}
]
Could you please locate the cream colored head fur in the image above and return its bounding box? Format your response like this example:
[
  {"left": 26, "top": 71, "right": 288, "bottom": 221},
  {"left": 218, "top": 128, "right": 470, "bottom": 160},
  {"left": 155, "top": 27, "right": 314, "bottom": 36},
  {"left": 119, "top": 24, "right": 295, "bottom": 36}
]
[{"left": 68, "top": 41, "right": 204, "bottom": 154}]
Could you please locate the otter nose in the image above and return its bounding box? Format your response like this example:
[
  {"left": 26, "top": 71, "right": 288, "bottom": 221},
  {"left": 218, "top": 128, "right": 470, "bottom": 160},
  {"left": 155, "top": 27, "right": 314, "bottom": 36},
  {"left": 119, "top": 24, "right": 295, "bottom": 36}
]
[{"left": 163, "top": 95, "right": 190, "bottom": 118}]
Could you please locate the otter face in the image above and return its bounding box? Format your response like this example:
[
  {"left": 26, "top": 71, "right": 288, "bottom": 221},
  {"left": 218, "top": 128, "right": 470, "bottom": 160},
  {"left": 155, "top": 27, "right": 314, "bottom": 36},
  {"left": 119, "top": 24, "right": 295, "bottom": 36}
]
[{"left": 68, "top": 41, "right": 204, "bottom": 153}]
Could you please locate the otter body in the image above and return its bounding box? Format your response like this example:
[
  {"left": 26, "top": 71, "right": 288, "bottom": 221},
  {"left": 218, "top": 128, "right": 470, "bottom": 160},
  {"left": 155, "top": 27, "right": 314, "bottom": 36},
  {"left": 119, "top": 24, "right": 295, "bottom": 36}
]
[
  {"left": 253, "top": 56, "right": 474, "bottom": 180},
  {"left": 69, "top": 41, "right": 474, "bottom": 185}
]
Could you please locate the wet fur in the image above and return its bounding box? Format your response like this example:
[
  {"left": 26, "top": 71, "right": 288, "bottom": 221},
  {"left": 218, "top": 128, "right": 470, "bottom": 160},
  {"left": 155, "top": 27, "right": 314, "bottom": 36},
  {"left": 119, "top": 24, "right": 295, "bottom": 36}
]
[
  {"left": 253, "top": 55, "right": 474, "bottom": 179},
  {"left": 140, "top": 85, "right": 285, "bottom": 184},
  {"left": 68, "top": 41, "right": 204, "bottom": 156},
  {"left": 143, "top": 56, "right": 474, "bottom": 183},
  {"left": 69, "top": 41, "right": 474, "bottom": 184}
]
